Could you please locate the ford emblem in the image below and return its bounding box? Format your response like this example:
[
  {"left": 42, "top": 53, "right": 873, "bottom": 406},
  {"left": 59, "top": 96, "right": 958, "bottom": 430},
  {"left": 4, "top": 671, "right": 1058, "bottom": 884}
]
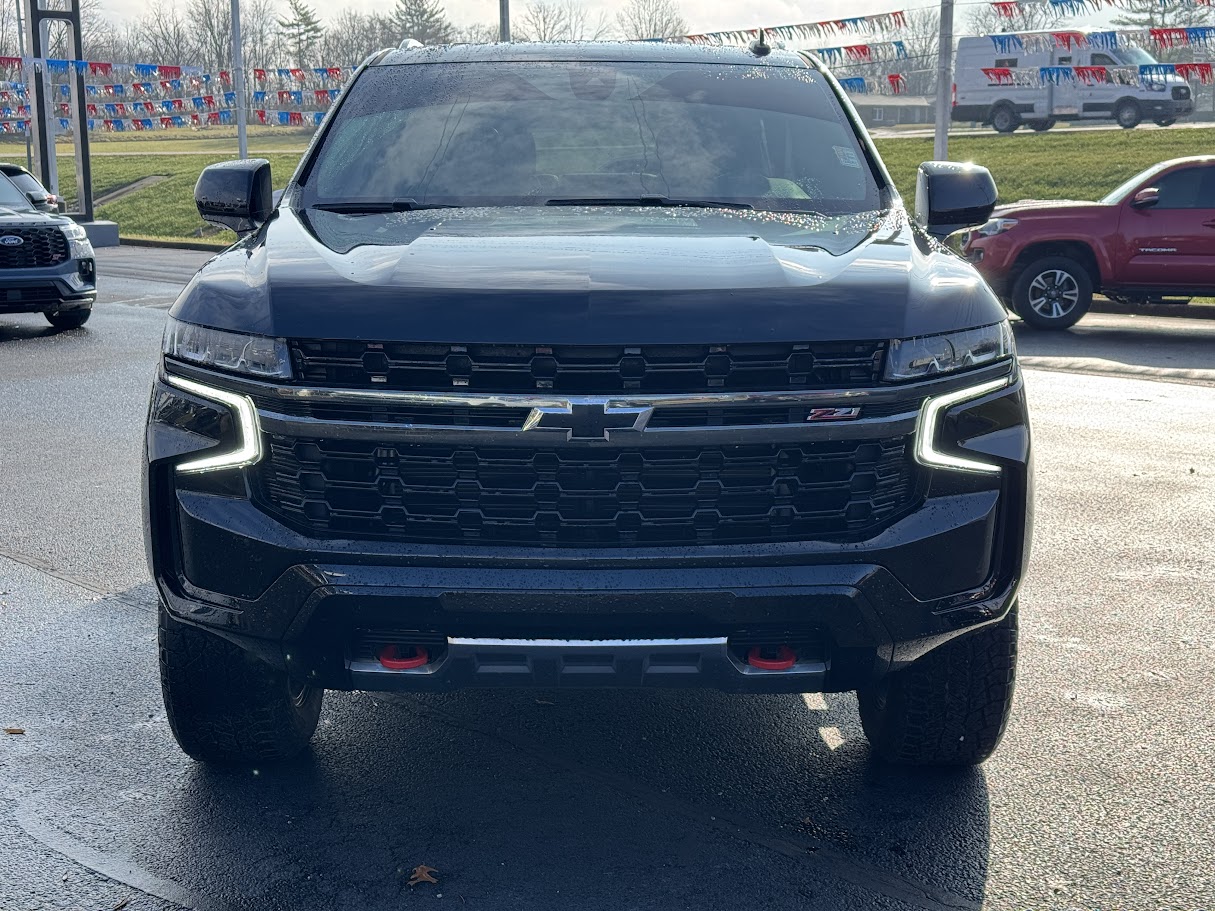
[{"left": 0, "top": 235, "right": 24, "bottom": 247}]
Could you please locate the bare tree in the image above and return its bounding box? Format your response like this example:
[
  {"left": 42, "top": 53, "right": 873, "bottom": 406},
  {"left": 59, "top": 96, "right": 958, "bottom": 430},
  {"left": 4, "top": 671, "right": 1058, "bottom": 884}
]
[
  {"left": 319, "top": 9, "right": 398, "bottom": 65},
  {"left": 965, "top": 3, "right": 1059, "bottom": 37},
  {"left": 517, "top": 0, "right": 612, "bottom": 41},
  {"left": 517, "top": 1, "right": 571, "bottom": 41},
  {"left": 140, "top": 0, "right": 197, "bottom": 63},
  {"left": 451, "top": 22, "right": 500, "bottom": 44},
  {"left": 615, "top": 0, "right": 686, "bottom": 40},
  {"left": 186, "top": 0, "right": 233, "bottom": 72},
  {"left": 566, "top": 2, "right": 612, "bottom": 40},
  {"left": 0, "top": 0, "right": 21, "bottom": 56},
  {"left": 892, "top": 8, "right": 939, "bottom": 96},
  {"left": 241, "top": 0, "right": 284, "bottom": 68}
]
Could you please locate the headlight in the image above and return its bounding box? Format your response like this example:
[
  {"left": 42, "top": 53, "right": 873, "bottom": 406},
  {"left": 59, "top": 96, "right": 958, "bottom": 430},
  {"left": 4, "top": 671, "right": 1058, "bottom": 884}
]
[
  {"left": 163, "top": 317, "right": 292, "bottom": 380},
  {"left": 914, "top": 376, "right": 1009, "bottom": 474},
  {"left": 974, "top": 217, "right": 1017, "bottom": 237},
  {"left": 161, "top": 374, "right": 263, "bottom": 474},
  {"left": 60, "top": 221, "right": 94, "bottom": 259},
  {"left": 885, "top": 322, "right": 1015, "bottom": 382}
]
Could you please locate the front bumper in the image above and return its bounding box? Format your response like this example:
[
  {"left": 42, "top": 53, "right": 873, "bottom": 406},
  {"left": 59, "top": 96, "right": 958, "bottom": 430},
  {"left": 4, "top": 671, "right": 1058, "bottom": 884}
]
[
  {"left": 0, "top": 259, "right": 96, "bottom": 313},
  {"left": 144, "top": 362, "right": 1032, "bottom": 694},
  {"left": 1147, "top": 96, "right": 1193, "bottom": 119}
]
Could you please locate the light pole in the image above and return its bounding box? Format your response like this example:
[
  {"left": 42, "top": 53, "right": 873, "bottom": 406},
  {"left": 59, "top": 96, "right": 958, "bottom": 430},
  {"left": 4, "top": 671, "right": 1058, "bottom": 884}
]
[
  {"left": 499, "top": 0, "right": 509, "bottom": 42},
  {"left": 933, "top": 0, "right": 954, "bottom": 160},
  {"left": 15, "top": 0, "right": 31, "bottom": 170},
  {"left": 231, "top": 0, "right": 248, "bottom": 158}
]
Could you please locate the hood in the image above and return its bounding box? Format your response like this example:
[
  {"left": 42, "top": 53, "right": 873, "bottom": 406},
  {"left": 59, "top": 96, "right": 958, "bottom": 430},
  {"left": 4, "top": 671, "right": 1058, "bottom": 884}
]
[
  {"left": 172, "top": 206, "right": 1006, "bottom": 345},
  {"left": 993, "top": 199, "right": 1107, "bottom": 218},
  {"left": 0, "top": 206, "right": 60, "bottom": 225}
]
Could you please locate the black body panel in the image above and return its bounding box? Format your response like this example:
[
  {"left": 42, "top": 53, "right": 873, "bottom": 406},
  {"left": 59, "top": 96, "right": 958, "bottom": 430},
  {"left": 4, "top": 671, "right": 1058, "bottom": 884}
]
[{"left": 146, "top": 42, "right": 1030, "bottom": 696}]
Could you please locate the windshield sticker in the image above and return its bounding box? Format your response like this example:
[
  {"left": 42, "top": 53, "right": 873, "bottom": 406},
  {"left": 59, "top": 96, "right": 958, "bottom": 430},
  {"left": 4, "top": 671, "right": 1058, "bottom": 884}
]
[{"left": 834, "top": 146, "right": 861, "bottom": 169}]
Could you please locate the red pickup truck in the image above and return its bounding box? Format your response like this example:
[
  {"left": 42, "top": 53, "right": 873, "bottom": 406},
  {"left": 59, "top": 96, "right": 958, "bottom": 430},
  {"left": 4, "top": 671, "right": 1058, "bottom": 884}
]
[{"left": 963, "top": 156, "right": 1215, "bottom": 329}]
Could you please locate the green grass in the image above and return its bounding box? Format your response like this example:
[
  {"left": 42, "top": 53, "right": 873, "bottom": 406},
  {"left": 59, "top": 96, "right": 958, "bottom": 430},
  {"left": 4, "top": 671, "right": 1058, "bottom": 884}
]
[
  {"left": 873, "top": 126, "right": 1215, "bottom": 204},
  {"left": 1, "top": 125, "right": 1212, "bottom": 245},
  {"left": 28, "top": 149, "right": 306, "bottom": 244}
]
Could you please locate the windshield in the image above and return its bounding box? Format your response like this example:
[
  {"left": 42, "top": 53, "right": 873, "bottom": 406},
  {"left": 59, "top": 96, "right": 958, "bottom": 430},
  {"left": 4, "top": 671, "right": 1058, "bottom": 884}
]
[
  {"left": 300, "top": 61, "right": 885, "bottom": 215},
  {"left": 1114, "top": 47, "right": 1159, "bottom": 67},
  {"left": 1100, "top": 162, "right": 1170, "bottom": 204},
  {"left": 0, "top": 173, "right": 35, "bottom": 211}
]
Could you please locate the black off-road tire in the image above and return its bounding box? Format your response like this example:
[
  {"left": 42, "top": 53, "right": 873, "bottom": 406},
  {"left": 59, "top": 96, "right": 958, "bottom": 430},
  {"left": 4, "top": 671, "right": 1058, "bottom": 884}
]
[
  {"left": 1026, "top": 119, "right": 1055, "bottom": 132},
  {"left": 1011, "top": 255, "right": 1093, "bottom": 330},
  {"left": 159, "top": 604, "right": 322, "bottom": 763},
  {"left": 991, "top": 105, "right": 1020, "bottom": 133},
  {"left": 1153, "top": 118, "right": 1176, "bottom": 127},
  {"left": 858, "top": 604, "right": 1018, "bottom": 767},
  {"left": 46, "top": 308, "right": 91, "bottom": 329},
  {"left": 1115, "top": 99, "right": 1142, "bottom": 129}
]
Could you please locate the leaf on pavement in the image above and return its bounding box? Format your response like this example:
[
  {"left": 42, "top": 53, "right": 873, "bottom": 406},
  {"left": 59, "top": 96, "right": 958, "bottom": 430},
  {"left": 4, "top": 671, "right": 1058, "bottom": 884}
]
[
  {"left": 408, "top": 865, "right": 439, "bottom": 887},
  {"left": 4, "top": 728, "right": 24, "bottom": 735},
  {"left": 112, "top": 899, "right": 131, "bottom": 911}
]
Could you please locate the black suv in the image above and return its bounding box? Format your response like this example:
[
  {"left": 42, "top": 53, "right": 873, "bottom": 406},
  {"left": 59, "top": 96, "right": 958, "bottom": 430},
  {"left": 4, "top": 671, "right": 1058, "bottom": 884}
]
[{"left": 145, "top": 41, "right": 1031, "bottom": 767}]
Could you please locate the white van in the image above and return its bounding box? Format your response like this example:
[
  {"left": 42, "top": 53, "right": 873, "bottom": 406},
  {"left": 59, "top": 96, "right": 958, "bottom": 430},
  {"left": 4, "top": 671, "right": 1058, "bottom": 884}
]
[{"left": 953, "top": 31, "right": 1194, "bottom": 132}]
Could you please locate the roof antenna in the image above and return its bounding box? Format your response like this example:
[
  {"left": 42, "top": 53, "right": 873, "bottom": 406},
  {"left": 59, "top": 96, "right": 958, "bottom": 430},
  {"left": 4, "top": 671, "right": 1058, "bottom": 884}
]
[{"left": 749, "top": 28, "right": 771, "bottom": 57}]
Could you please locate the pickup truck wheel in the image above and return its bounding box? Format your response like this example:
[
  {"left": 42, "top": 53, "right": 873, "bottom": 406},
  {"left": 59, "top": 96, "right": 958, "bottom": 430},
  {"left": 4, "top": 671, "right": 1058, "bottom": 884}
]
[
  {"left": 1115, "top": 100, "right": 1142, "bottom": 129},
  {"left": 46, "top": 308, "right": 91, "bottom": 330},
  {"left": 1154, "top": 118, "right": 1176, "bottom": 127},
  {"left": 1012, "top": 256, "right": 1092, "bottom": 329},
  {"left": 990, "top": 105, "right": 1020, "bottom": 133},
  {"left": 858, "top": 603, "right": 1018, "bottom": 767},
  {"left": 1026, "top": 119, "right": 1055, "bottom": 132},
  {"left": 159, "top": 603, "right": 322, "bottom": 764}
]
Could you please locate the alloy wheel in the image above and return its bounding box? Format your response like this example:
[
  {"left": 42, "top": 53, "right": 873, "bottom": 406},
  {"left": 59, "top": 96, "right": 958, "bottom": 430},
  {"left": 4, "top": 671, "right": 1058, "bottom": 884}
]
[{"left": 1027, "top": 269, "right": 1081, "bottom": 320}]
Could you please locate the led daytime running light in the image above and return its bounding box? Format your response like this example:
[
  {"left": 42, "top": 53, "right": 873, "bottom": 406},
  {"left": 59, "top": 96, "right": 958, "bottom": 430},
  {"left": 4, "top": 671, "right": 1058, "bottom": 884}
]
[
  {"left": 163, "top": 374, "right": 263, "bottom": 474},
  {"left": 915, "top": 377, "right": 1009, "bottom": 474}
]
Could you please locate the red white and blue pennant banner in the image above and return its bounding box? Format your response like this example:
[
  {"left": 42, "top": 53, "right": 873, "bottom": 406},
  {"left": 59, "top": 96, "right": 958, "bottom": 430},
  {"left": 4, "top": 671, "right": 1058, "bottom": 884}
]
[{"left": 678, "top": 11, "right": 906, "bottom": 46}]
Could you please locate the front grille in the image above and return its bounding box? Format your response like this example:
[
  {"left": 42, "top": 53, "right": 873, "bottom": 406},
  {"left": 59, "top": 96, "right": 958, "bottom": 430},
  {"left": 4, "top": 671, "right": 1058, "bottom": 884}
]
[
  {"left": 251, "top": 395, "right": 917, "bottom": 429},
  {"left": 0, "top": 228, "right": 69, "bottom": 269},
  {"left": 288, "top": 340, "right": 888, "bottom": 394},
  {"left": 1, "top": 286, "right": 63, "bottom": 308},
  {"left": 255, "top": 437, "right": 917, "bottom": 548}
]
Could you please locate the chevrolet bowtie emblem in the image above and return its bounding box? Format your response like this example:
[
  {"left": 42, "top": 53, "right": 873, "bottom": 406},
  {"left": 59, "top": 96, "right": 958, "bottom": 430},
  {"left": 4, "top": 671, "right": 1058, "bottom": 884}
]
[{"left": 523, "top": 401, "right": 652, "bottom": 441}]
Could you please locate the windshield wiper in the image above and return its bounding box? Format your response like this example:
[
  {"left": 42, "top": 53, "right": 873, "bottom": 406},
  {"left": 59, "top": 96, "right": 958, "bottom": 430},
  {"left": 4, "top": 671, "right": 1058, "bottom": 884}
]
[
  {"left": 545, "top": 196, "right": 753, "bottom": 211},
  {"left": 310, "top": 198, "right": 460, "bottom": 213}
]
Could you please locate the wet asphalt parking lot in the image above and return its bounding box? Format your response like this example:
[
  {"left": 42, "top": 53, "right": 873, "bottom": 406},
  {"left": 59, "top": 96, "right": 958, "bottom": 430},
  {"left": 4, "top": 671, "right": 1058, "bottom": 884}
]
[{"left": 1, "top": 247, "right": 1213, "bottom": 910}]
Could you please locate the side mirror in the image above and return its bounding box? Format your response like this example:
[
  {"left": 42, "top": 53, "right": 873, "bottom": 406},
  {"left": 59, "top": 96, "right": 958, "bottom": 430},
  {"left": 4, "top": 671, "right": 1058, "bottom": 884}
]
[
  {"left": 195, "top": 159, "right": 272, "bottom": 235},
  {"left": 1130, "top": 187, "right": 1159, "bottom": 209},
  {"left": 26, "top": 191, "right": 42, "bottom": 206},
  {"left": 914, "top": 161, "right": 998, "bottom": 241}
]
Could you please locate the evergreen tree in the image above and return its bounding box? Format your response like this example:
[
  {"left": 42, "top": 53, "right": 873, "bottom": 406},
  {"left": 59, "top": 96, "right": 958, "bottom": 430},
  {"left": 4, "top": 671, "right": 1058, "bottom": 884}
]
[
  {"left": 278, "top": 0, "right": 324, "bottom": 68},
  {"left": 393, "top": 0, "right": 455, "bottom": 45}
]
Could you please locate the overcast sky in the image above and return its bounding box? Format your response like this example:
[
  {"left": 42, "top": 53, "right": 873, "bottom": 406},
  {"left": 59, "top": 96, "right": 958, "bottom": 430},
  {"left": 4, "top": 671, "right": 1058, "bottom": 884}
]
[{"left": 97, "top": 0, "right": 1109, "bottom": 37}]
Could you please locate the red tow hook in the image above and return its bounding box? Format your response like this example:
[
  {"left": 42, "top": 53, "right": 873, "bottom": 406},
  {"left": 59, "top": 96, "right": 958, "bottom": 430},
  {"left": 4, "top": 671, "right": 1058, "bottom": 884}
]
[
  {"left": 746, "top": 645, "right": 797, "bottom": 671},
  {"left": 379, "top": 644, "right": 430, "bottom": 670}
]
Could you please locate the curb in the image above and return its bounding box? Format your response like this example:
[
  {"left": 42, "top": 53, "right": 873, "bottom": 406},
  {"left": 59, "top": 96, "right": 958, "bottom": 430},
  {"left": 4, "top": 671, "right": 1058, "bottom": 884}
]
[
  {"left": 1089, "top": 298, "right": 1215, "bottom": 321},
  {"left": 118, "top": 237, "right": 227, "bottom": 253}
]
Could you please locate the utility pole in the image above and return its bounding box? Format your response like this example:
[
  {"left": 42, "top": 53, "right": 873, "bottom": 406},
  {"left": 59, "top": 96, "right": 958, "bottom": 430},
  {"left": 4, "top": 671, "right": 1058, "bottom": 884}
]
[
  {"left": 14, "top": 0, "right": 30, "bottom": 170},
  {"left": 934, "top": 0, "right": 954, "bottom": 160},
  {"left": 231, "top": 0, "right": 248, "bottom": 158},
  {"left": 499, "top": 0, "right": 509, "bottom": 42}
]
